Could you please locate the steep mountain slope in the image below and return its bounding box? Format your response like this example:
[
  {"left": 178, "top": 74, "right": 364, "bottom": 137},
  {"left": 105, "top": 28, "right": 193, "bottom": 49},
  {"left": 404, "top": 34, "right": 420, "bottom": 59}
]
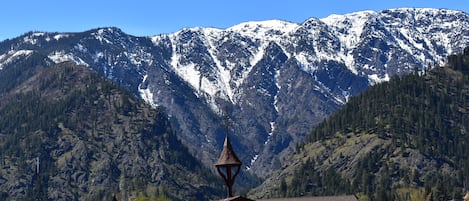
[
  {"left": 0, "top": 62, "right": 222, "bottom": 201},
  {"left": 0, "top": 8, "right": 467, "bottom": 178},
  {"left": 250, "top": 49, "right": 469, "bottom": 200}
]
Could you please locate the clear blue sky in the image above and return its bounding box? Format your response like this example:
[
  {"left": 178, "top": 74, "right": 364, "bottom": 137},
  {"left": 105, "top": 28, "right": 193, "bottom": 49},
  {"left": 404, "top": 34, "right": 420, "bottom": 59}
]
[{"left": 1, "top": 0, "right": 467, "bottom": 41}]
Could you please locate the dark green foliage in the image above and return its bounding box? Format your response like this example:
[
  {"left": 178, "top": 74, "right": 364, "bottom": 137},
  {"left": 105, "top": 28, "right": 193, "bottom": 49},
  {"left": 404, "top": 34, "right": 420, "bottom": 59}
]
[
  {"left": 275, "top": 158, "right": 352, "bottom": 197},
  {"left": 308, "top": 50, "right": 469, "bottom": 155},
  {"left": 0, "top": 52, "right": 48, "bottom": 94},
  {"left": 0, "top": 62, "right": 222, "bottom": 201},
  {"left": 447, "top": 46, "right": 469, "bottom": 74},
  {"left": 307, "top": 50, "right": 469, "bottom": 161},
  {"left": 287, "top": 49, "right": 469, "bottom": 200}
]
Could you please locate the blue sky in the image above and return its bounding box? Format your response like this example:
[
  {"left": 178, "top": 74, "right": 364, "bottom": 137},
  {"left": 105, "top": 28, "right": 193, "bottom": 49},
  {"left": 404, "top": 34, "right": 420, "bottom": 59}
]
[{"left": 1, "top": 0, "right": 468, "bottom": 41}]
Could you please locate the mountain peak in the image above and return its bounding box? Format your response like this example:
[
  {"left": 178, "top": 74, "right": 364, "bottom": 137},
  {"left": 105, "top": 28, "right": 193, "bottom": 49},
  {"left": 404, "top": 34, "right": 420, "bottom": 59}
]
[
  {"left": 320, "top": 10, "right": 377, "bottom": 26},
  {"left": 89, "top": 27, "right": 124, "bottom": 34},
  {"left": 227, "top": 19, "right": 298, "bottom": 38}
]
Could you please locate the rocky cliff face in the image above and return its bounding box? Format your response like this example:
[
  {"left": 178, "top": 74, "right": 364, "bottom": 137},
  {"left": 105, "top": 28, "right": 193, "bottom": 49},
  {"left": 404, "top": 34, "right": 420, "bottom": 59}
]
[{"left": 0, "top": 8, "right": 467, "bottom": 178}]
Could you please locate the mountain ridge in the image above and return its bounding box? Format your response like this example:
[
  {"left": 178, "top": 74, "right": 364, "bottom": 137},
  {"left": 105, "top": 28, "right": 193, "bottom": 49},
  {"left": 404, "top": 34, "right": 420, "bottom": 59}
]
[{"left": 0, "top": 8, "right": 467, "bottom": 179}]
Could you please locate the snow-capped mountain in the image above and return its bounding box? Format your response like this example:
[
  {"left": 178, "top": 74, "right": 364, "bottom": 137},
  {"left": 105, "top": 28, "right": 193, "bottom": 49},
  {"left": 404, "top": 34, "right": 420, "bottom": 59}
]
[{"left": 0, "top": 8, "right": 467, "bottom": 178}]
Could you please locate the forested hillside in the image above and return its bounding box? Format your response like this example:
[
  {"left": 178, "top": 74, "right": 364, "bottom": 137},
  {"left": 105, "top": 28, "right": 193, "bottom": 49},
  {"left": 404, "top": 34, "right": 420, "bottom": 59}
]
[
  {"left": 1, "top": 8, "right": 466, "bottom": 178},
  {"left": 251, "top": 48, "right": 469, "bottom": 201},
  {"left": 0, "top": 62, "right": 222, "bottom": 200}
]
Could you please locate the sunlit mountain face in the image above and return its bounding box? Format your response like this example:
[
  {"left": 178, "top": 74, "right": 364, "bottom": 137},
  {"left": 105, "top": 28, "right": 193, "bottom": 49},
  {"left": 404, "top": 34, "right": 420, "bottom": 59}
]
[{"left": 0, "top": 8, "right": 467, "bottom": 180}]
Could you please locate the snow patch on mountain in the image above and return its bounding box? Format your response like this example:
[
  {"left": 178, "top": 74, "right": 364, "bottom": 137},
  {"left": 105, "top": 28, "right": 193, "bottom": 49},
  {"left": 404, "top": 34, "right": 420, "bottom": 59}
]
[
  {"left": 54, "top": 34, "right": 70, "bottom": 40},
  {"left": 321, "top": 10, "right": 376, "bottom": 49},
  {"left": 246, "top": 154, "right": 259, "bottom": 170},
  {"left": 294, "top": 52, "right": 318, "bottom": 73},
  {"left": 264, "top": 121, "right": 276, "bottom": 145},
  {"left": 139, "top": 74, "right": 158, "bottom": 108},
  {"left": 273, "top": 69, "right": 281, "bottom": 112},
  {"left": 250, "top": 42, "right": 267, "bottom": 67},
  {"left": 48, "top": 51, "right": 88, "bottom": 66},
  {"left": 229, "top": 20, "right": 297, "bottom": 57},
  {"left": 228, "top": 20, "right": 298, "bottom": 40},
  {"left": 171, "top": 59, "right": 200, "bottom": 92},
  {"left": 124, "top": 50, "right": 153, "bottom": 67},
  {"left": 92, "top": 28, "right": 114, "bottom": 44},
  {"left": 0, "top": 50, "right": 34, "bottom": 70},
  {"left": 204, "top": 28, "right": 235, "bottom": 102},
  {"left": 368, "top": 73, "right": 390, "bottom": 85},
  {"left": 74, "top": 44, "right": 88, "bottom": 53},
  {"left": 23, "top": 33, "right": 45, "bottom": 45},
  {"left": 168, "top": 34, "right": 225, "bottom": 111},
  {"left": 321, "top": 11, "right": 376, "bottom": 74}
]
